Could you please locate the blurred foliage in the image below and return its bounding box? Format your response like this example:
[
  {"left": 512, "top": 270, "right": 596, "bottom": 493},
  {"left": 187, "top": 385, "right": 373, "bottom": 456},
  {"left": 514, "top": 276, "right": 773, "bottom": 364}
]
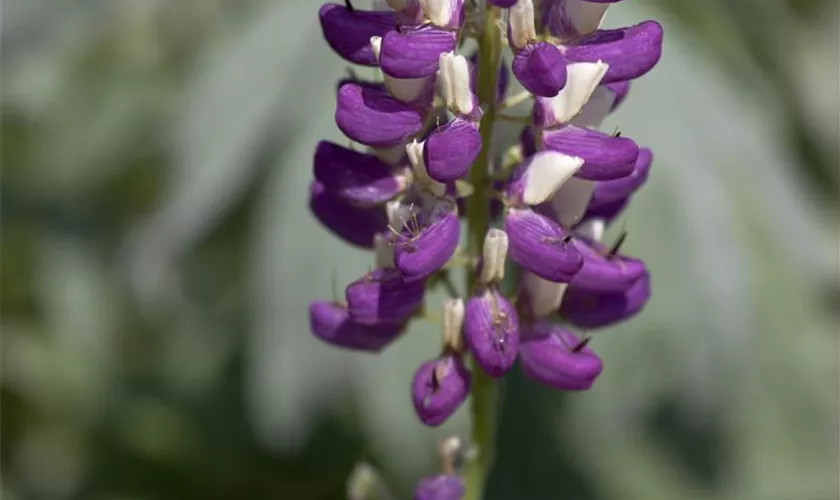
[{"left": 2, "top": 1, "right": 838, "bottom": 500}]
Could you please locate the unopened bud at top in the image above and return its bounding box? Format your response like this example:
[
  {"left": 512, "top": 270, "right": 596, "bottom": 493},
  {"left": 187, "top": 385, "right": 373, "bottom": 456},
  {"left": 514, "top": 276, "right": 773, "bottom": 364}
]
[
  {"left": 438, "top": 52, "right": 474, "bottom": 116},
  {"left": 442, "top": 298, "right": 465, "bottom": 352},
  {"left": 509, "top": 0, "right": 536, "bottom": 50},
  {"left": 480, "top": 228, "right": 509, "bottom": 284}
]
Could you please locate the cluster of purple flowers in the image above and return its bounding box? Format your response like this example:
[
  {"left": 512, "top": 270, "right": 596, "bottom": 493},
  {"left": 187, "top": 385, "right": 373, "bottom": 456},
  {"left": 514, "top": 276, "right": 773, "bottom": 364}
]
[{"left": 309, "top": 0, "right": 662, "bottom": 496}]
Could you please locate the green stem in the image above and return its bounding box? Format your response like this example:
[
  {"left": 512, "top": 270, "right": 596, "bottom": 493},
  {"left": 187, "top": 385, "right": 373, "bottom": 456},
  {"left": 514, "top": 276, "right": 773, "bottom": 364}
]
[{"left": 463, "top": 5, "right": 503, "bottom": 500}]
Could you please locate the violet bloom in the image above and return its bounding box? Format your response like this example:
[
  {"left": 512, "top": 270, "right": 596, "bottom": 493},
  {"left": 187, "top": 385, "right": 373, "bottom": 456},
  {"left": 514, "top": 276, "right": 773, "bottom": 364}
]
[
  {"left": 414, "top": 474, "right": 465, "bottom": 500},
  {"left": 309, "top": 0, "right": 663, "bottom": 470}
]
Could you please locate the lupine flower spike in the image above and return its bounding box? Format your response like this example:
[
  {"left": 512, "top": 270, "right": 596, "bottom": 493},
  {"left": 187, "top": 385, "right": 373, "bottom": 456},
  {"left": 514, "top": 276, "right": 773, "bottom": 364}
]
[{"left": 311, "top": 0, "right": 662, "bottom": 496}]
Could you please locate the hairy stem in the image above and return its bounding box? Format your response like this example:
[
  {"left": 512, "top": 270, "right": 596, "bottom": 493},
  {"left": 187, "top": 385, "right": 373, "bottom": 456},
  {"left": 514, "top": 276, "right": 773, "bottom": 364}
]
[{"left": 463, "top": 5, "right": 503, "bottom": 500}]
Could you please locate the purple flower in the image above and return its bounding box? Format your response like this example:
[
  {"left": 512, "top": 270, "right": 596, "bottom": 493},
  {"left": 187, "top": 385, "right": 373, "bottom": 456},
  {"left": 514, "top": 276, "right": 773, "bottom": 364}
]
[
  {"left": 464, "top": 288, "right": 520, "bottom": 377},
  {"left": 423, "top": 118, "right": 482, "bottom": 182},
  {"left": 394, "top": 199, "right": 461, "bottom": 281},
  {"left": 561, "top": 271, "right": 651, "bottom": 329},
  {"left": 414, "top": 474, "right": 465, "bottom": 500},
  {"left": 411, "top": 354, "right": 471, "bottom": 426},
  {"left": 318, "top": 3, "right": 395, "bottom": 66},
  {"left": 542, "top": 125, "right": 639, "bottom": 181},
  {"left": 335, "top": 82, "right": 425, "bottom": 148},
  {"left": 519, "top": 322, "right": 603, "bottom": 390},
  {"left": 512, "top": 42, "right": 567, "bottom": 97},
  {"left": 309, "top": 180, "right": 387, "bottom": 248},
  {"left": 309, "top": 301, "right": 404, "bottom": 351},
  {"left": 588, "top": 147, "right": 653, "bottom": 209},
  {"left": 380, "top": 25, "right": 457, "bottom": 78},
  {"left": 345, "top": 268, "right": 426, "bottom": 325},
  {"left": 313, "top": 141, "right": 409, "bottom": 206},
  {"left": 504, "top": 208, "right": 583, "bottom": 283},
  {"left": 568, "top": 238, "right": 647, "bottom": 293}
]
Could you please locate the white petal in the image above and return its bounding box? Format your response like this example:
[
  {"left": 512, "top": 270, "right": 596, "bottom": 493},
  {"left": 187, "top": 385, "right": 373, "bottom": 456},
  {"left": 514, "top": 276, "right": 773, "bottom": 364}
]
[
  {"left": 550, "top": 176, "right": 596, "bottom": 227},
  {"left": 373, "top": 143, "right": 406, "bottom": 165},
  {"left": 420, "top": 0, "right": 452, "bottom": 27},
  {"left": 374, "top": 234, "right": 395, "bottom": 268},
  {"left": 372, "top": 36, "right": 429, "bottom": 103},
  {"left": 522, "top": 151, "right": 585, "bottom": 205},
  {"left": 480, "top": 228, "right": 509, "bottom": 284},
  {"left": 405, "top": 139, "right": 446, "bottom": 196},
  {"left": 575, "top": 218, "right": 606, "bottom": 243},
  {"left": 509, "top": 0, "right": 536, "bottom": 50},
  {"left": 546, "top": 61, "right": 608, "bottom": 125},
  {"left": 570, "top": 85, "right": 615, "bottom": 129},
  {"left": 442, "top": 298, "right": 465, "bottom": 352},
  {"left": 522, "top": 272, "right": 568, "bottom": 318},
  {"left": 566, "top": 0, "right": 609, "bottom": 35},
  {"left": 439, "top": 52, "right": 473, "bottom": 115}
]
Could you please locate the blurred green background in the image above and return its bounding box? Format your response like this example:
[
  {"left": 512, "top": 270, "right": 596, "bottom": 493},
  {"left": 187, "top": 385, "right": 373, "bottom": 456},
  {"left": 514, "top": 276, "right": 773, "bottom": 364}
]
[{"left": 2, "top": 1, "right": 838, "bottom": 499}]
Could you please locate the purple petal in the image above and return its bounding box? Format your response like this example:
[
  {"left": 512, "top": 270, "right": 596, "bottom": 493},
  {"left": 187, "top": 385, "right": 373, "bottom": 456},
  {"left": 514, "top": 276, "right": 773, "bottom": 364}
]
[
  {"left": 589, "top": 147, "right": 652, "bottom": 208},
  {"left": 411, "top": 354, "right": 471, "bottom": 426},
  {"left": 564, "top": 21, "right": 664, "bottom": 84},
  {"left": 335, "top": 82, "right": 424, "bottom": 148},
  {"left": 504, "top": 208, "right": 583, "bottom": 282},
  {"left": 464, "top": 288, "right": 520, "bottom": 377},
  {"left": 394, "top": 203, "right": 460, "bottom": 281},
  {"left": 313, "top": 141, "right": 406, "bottom": 206},
  {"left": 561, "top": 270, "right": 651, "bottom": 328},
  {"left": 487, "top": 0, "right": 518, "bottom": 6},
  {"left": 542, "top": 125, "right": 638, "bottom": 180},
  {"left": 519, "top": 322, "right": 603, "bottom": 390},
  {"left": 414, "top": 475, "right": 465, "bottom": 500},
  {"left": 569, "top": 240, "right": 647, "bottom": 293},
  {"left": 309, "top": 300, "right": 404, "bottom": 351},
  {"left": 309, "top": 180, "right": 387, "bottom": 248},
  {"left": 520, "top": 126, "right": 538, "bottom": 157},
  {"left": 537, "top": 0, "right": 576, "bottom": 38},
  {"left": 345, "top": 267, "right": 426, "bottom": 325},
  {"left": 512, "top": 42, "right": 567, "bottom": 97},
  {"left": 424, "top": 118, "right": 482, "bottom": 182},
  {"left": 380, "top": 26, "right": 457, "bottom": 78},
  {"left": 605, "top": 80, "right": 630, "bottom": 111},
  {"left": 318, "top": 4, "right": 396, "bottom": 66}
]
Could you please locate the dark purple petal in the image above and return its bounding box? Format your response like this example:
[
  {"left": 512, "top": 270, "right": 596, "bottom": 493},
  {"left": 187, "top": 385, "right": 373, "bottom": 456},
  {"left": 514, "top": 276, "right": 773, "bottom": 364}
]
[
  {"left": 464, "top": 289, "right": 520, "bottom": 377},
  {"left": 542, "top": 125, "right": 638, "bottom": 180},
  {"left": 335, "top": 82, "right": 424, "bottom": 148},
  {"left": 309, "top": 180, "right": 387, "bottom": 248},
  {"left": 504, "top": 208, "right": 583, "bottom": 282},
  {"left": 561, "top": 270, "right": 651, "bottom": 328},
  {"left": 520, "top": 126, "right": 538, "bottom": 157},
  {"left": 512, "top": 42, "right": 567, "bottom": 97},
  {"left": 411, "top": 354, "right": 471, "bottom": 426},
  {"left": 414, "top": 475, "right": 465, "bottom": 500},
  {"left": 537, "top": 0, "right": 575, "bottom": 38},
  {"left": 589, "top": 147, "right": 652, "bottom": 208},
  {"left": 519, "top": 322, "right": 603, "bottom": 390},
  {"left": 380, "top": 26, "right": 457, "bottom": 78},
  {"left": 569, "top": 240, "right": 647, "bottom": 293},
  {"left": 424, "top": 118, "right": 482, "bottom": 182},
  {"left": 309, "top": 300, "right": 404, "bottom": 351},
  {"left": 394, "top": 203, "right": 460, "bottom": 281},
  {"left": 564, "top": 21, "right": 664, "bottom": 84},
  {"left": 605, "top": 80, "right": 630, "bottom": 111},
  {"left": 313, "top": 141, "right": 407, "bottom": 206},
  {"left": 345, "top": 268, "right": 426, "bottom": 325},
  {"left": 318, "top": 4, "right": 396, "bottom": 66},
  {"left": 487, "top": 0, "right": 518, "bottom": 7}
]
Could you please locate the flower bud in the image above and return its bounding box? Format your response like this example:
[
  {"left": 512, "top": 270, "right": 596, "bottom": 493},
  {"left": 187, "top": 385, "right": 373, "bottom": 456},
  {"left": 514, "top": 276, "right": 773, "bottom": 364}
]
[
  {"left": 508, "top": 0, "right": 536, "bottom": 50},
  {"left": 424, "top": 118, "right": 481, "bottom": 182},
  {"left": 442, "top": 298, "right": 466, "bottom": 352},
  {"left": 512, "top": 42, "right": 567, "bottom": 97},
  {"left": 345, "top": 268, "right": 426, "bottom": 325},
  {"left": 480, "top": 228, "right": 509, "bottom": 285},
  {"left": 504, "top": 208, "right": 583, "bottom": 283},
  {"left": 438, "top": 52, "right": 475, "bottom": 117},
  {"left": 464, "top": 288, "right": 520, "bottom": 377},
  {"left": 309, "top": 300, "right": 404, "bottom": 351},
  {"left": 413, "top": 474, "right": 465, "bottom": 500},
  {"left": 411, "top": 354, "right": 471, "bottom": 426},
  {"left": 519, "top": 322, "right": 603, "bottom": 390}
]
